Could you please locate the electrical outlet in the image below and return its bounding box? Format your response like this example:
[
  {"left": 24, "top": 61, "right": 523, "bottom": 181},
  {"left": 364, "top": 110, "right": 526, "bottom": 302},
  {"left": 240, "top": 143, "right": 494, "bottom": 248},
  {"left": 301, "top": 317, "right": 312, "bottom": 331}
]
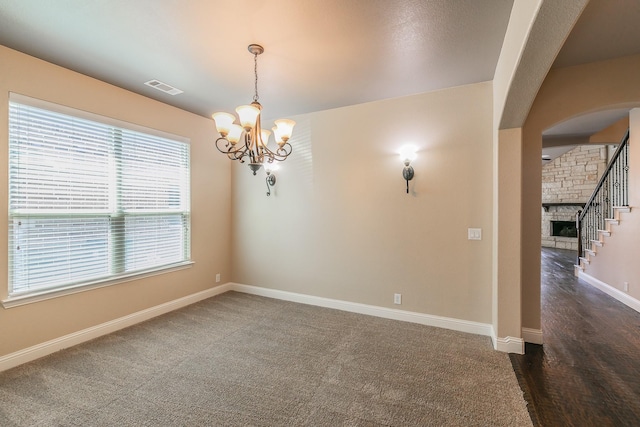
[
  {"left": 468, "top": 228, "right": 482, "bottom": 240},
  {"left": 216, "top": 273, "right": 221, "bottom": 283},
  {"left": 394, "top": 293, "right": 402, "bottom": 305},
  {"left": 624, "top": 282, "right": 629, "bottom": 292}
]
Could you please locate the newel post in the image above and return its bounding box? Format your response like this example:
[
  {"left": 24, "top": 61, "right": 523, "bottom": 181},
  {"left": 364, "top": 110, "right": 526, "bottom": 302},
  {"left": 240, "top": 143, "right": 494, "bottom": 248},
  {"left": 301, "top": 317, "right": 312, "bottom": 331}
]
[{"left": 576, "top": 209, "right": 583, "bottom": 264}]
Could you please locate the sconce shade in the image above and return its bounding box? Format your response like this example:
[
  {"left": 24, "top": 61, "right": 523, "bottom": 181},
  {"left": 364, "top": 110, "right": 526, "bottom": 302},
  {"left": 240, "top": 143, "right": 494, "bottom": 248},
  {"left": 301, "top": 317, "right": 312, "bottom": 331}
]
[
  {"left": 399, "top": 145, "right": 418, "bottom": 164},
  {"left": 227, "top": 124, "right": 243, "bottom": 144},
  {"left": 212, "top": 112, "right": 236, "bottom": 136},
  {"left": 274, "top": 119, "right": 296, "bottom": 142},
  {"left": 272, "top": 126, "right": 283, "bottom": 144},
  {"left": 260, "top": 129, "right": 271, "bottom": 146},
  {"left": 264, "top": 162, "right": 278, "bottom": 173},
  {"left": 236, "top": 104, "right": 260, "bottom": 130}
]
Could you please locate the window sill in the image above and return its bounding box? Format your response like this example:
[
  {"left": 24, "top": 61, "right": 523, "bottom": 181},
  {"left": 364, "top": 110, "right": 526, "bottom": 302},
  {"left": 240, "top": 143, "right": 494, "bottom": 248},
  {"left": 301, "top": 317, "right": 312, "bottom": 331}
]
[{"left": 1, "top": 261, "right": 194, "bottom": 309}]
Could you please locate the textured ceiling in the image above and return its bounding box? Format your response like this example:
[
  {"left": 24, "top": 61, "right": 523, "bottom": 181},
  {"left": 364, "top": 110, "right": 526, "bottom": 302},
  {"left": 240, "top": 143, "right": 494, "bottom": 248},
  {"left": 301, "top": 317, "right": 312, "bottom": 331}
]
[
  {"left": 1, "top": 0, "right": 639, "bottom": 135},
  {"left": 546, "top": 0, "right": 640, "bottom": 138},
  {"left": 0, "top": 0, "right": 513, "bottom": 120},
  {"left": 553, "top": 0, "right": 640, "bottom": 69}
]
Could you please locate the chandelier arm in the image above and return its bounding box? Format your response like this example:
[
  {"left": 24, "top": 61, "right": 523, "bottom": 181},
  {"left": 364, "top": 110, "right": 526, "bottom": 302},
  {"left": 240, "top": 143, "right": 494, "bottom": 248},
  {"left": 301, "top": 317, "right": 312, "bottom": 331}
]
[
  {"left": 264, "top": 154, "right": 287, "bottom": 163},
  {"left": 218, "top": 138, "right": 245, "bottom": 161},
  {"left": 214, "top": 136, "right": 232, "bottom": 153},
  {"left": 230, "top": 146, "right": 249, "bottom": 162},
  {"left": 276, "top": 142, "right": 293, "bottom": 157},
  {"left": 251, "top": 137, "right": 264, "bottom": 163},
  {"left": 269, "top": 144, "right": 293, "bottom": 162},
  {"left": 260, "top": 149, "right": 279, "bottom": 163},
  {"left": 215, "top": 136, "right": 254, "bottom": 163},
  {"left": 260, "top": 143, "right": 292, "bottom": 162},
  {"left": 237, "top": 133, "right": 253, "bottom": 164},
  {"left": 260, "top": 151, "right": 274, "bottom": 165},
  {"left": 237, "top": 138, "right": 253, "bottom": 160},
  {"left": 259, "top": 145, "right": 278, "bottom": 160},
  {"left": 264, "top": 153, "right": 289, "bottom": 163},
  {"left": 250, "top": 146, "right": 261, "bottom": 164}
]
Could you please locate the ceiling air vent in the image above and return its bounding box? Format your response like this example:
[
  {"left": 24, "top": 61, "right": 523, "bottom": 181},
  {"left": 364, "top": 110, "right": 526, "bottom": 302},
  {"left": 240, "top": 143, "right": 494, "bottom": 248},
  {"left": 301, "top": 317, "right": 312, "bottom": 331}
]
[{"left": 144, "top": 79, "right": 183, "bottom": 95}]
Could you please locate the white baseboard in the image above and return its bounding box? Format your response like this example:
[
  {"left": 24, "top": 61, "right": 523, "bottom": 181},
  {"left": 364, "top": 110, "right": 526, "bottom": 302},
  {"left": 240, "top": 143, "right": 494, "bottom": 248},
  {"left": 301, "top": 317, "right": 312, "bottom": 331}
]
[
  {"left": 492, "top": 334, "right": 525, "bottom": 354},
  {"left": 1, "top": 281, "right": 522, "bottom": 372},
  {"left": 521, "top": 327, "right": 543, "bottom": 345},
  {"left": 0, "top": 284, "right": 231, "bottom": 373},
  {"left": 229, "top": 283, "right": 494, "bottom": 338},
  {"left": 579, "top": 271, "right": 640, "bottom": 313},
  {"left": 232, "top": 284, "right": 529, "bottom": 354}
]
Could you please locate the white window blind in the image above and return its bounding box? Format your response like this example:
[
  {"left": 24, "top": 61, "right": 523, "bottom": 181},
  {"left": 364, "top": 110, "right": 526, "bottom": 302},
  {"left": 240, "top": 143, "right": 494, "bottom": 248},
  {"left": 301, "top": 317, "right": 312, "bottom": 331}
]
[{"left": 8, "top": 95, "right": 191, "bottom": 297}]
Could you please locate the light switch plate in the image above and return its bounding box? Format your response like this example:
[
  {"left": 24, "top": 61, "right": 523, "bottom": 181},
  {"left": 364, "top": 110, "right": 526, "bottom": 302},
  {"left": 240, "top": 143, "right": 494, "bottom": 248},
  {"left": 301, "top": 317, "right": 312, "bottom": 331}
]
[{"left": 468, "top": 228, "right": 482, "bottom": 240}]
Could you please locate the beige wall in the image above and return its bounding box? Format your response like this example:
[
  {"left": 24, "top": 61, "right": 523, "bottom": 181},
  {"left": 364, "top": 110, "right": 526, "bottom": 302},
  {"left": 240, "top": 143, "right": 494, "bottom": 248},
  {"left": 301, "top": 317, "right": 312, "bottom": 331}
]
[
  {"left": 523, "top": 54, "right": 640, "bottom": 330},
  {"left": 590, "top": 117, "right": 629, "bottom": 144},
  {"left": 494, "top": 128, "right": 522, "bottom": 339},
  {"left": 585, "top": 109, "right": 640, "bottom": 298},
  {"left": 0, "top": 46, "right": 231, "bottom": 357},
  {"left": 232, "top": 82, "right": 494, "bottom": 323}
]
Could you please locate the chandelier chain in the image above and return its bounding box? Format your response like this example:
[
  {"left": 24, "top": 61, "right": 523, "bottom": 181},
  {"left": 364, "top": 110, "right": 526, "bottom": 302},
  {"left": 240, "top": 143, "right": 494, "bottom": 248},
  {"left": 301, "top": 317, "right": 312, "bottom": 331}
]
[{"left": 253, "top": 52, "right": 259, "bottom": 102}]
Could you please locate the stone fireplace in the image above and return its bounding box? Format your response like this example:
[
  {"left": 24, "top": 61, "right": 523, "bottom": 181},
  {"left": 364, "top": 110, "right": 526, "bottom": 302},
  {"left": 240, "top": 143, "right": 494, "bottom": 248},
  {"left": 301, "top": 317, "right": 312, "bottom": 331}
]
[
  {"left": 541, "top": 145, "right": 608, "bottom": 251},
  {"left": 542, "top": 206, "right": 581, "bottom": 250},
  {"left": 551, "top": 220, "right": 577, "bottom": 238}
]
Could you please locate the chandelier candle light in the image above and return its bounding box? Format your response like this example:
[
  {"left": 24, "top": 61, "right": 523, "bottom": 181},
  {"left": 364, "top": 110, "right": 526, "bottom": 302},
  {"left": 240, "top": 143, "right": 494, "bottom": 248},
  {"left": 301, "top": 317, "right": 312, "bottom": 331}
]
[{"left": 212, "top": 44, "right": 295, "bottom": 175}]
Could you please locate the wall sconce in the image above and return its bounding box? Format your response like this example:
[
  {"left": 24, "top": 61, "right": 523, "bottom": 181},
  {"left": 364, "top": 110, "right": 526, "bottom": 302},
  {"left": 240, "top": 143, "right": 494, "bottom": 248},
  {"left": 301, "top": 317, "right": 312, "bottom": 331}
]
[
  {"left": 264, "top": 163, "right": 278, "bottom": 196},
  {"left": 399, "top": 145, "right": 417, "bottom": 194}
]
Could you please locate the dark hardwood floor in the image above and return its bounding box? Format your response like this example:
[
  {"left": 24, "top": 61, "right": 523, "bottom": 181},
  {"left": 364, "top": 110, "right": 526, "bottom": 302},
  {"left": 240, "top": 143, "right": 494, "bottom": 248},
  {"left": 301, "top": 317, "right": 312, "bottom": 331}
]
[{"left": 510, "top": 247, "right": 640, "bottom": 426}]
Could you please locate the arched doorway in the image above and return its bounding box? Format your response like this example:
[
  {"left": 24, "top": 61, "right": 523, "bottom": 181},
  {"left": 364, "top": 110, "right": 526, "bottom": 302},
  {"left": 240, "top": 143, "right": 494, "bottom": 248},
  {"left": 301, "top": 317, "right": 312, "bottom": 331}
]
[{"left": 521, "top": 53, "right": 640, "bottom": 344}]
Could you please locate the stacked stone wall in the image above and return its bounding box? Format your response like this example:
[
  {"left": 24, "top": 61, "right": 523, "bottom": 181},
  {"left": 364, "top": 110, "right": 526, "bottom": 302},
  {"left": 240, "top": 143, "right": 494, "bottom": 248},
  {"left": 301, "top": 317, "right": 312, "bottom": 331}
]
[{"left": 541, "top": 145, "right": 608, "bottom": 250}]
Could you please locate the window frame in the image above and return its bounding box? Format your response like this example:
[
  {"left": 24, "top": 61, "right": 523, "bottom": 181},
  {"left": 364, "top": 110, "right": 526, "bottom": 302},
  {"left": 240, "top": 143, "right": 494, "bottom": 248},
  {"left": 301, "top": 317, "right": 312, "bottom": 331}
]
[{"left": 3, "top": 93, "right": 193, "bottom": 308}]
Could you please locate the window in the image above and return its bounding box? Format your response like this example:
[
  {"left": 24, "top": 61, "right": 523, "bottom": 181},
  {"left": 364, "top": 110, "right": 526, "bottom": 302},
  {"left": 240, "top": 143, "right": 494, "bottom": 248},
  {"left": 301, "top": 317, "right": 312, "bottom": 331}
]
[{"left": 8, "top": 94, "right": 191, "bottom": 300}]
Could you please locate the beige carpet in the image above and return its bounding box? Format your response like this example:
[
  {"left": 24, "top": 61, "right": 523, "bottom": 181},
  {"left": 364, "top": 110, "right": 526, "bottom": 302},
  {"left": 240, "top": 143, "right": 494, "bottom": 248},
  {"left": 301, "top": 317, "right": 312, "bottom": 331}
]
[{"left": 0, "top": 291, "right": 532, "bottom": 426}]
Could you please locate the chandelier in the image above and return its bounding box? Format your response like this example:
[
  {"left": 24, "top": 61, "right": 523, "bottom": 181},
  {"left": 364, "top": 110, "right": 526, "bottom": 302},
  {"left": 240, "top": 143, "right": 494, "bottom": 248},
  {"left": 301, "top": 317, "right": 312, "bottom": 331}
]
[{"left": 212, "top": 44, "right": 295, "bottom": 175}]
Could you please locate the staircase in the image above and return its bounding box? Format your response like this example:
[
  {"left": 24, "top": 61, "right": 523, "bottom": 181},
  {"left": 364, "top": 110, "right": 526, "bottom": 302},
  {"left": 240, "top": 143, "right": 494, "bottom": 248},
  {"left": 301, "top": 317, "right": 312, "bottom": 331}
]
[
  {"left": 575, "top": 130, "right": 630, "bottom": 276},
  {"left": 575, "top": 206, "right": 631, "bottom": 275}
]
